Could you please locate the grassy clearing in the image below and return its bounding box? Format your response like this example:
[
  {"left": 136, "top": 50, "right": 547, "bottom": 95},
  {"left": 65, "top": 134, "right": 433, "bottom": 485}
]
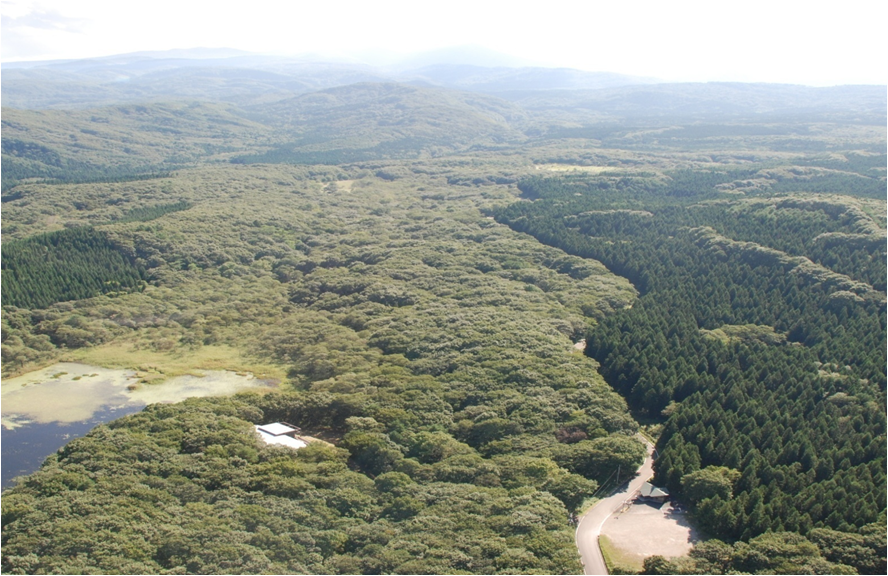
[
  {"left": 599, "top": 534, "right": 643, "bottom": 574},
  {"left": 68, "top": 343, "right": 289, "bottom": 383},
  {"left": 335, "top": 179, "right": 355, "bottom": 192}
]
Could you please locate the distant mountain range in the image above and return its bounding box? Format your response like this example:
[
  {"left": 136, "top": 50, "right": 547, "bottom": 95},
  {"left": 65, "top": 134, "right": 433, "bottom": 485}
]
[
  {"left": 2, "top": 48, "right": 885, "bottom": 190},
  {"left": 4, "top": 48, "right": 882, "bottom": 120},
  {"left": 1, "top": 48, "right": 658, "bottom": 109}
]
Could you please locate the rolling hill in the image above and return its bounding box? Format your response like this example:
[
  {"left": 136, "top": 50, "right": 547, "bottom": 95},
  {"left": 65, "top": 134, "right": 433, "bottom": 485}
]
[{"left": 233, "top": 83, "right": 528, "bottom": 164}]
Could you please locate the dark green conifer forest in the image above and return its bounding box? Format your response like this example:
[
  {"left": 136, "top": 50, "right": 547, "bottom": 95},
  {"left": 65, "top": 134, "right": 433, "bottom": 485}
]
[
  {"left": 493, "top": 173, "right": 886, "bottom": 548},
  {"left": 1, "top": 227, "right": 146, "bottom": 309}
]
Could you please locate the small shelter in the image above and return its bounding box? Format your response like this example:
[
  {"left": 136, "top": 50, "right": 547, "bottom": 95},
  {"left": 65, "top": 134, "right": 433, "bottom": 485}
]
[
  {"left": 255, "top": 422, "right": 307, "bottom": 450},
  {"left": 639, "top": 481, "right": 670, "bottom": 503}
]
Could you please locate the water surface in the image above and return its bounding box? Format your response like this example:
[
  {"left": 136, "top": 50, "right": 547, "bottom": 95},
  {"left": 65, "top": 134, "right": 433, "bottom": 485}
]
[{"left": 2, "top": 362, "right": 273, "bottom": 488}]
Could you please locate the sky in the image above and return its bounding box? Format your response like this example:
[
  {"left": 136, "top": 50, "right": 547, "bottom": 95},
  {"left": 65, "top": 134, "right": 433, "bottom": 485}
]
[{"left": 2, "top": 0, "right": 886, "bottom": 86}]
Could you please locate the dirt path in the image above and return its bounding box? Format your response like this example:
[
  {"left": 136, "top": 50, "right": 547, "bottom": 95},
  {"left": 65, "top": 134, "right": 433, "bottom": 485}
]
[{"left": 575, "top": 435, "right": 655, "bottom": 575}]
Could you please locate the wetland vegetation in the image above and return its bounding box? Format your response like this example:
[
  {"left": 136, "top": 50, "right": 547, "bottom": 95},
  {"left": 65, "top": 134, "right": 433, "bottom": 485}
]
[{"left": 1, "top": 53, "right": 885, "bottom": 574}]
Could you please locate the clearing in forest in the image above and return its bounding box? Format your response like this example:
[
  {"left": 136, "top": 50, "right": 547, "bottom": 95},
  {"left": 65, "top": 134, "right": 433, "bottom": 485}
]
[{"left": 600, "top": 499, "right": 701, "bottom": 572}]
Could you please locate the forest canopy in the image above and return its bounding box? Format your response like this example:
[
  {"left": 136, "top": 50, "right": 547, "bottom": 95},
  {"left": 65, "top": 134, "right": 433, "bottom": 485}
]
[{"left": 1, "top": 74, "right": 885, "bottom": 575}]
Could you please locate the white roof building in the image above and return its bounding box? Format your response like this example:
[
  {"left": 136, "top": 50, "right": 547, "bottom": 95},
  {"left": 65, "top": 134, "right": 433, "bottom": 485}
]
[{"left": 255, "top": 422, "right": 307, "bottom": 450}]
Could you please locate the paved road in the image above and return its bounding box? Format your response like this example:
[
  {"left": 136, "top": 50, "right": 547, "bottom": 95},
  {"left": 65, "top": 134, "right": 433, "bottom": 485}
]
[{"left": 576, "top": 436, "right": 655, "bottom": 575}]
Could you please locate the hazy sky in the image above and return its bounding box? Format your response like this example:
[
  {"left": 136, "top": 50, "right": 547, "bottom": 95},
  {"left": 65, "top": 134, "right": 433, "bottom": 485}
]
[{"left": 2, "top": 0, "right": 885, "bottom": 86}]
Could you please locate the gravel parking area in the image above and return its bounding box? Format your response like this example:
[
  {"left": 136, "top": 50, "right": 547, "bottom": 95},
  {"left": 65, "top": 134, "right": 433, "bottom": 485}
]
[{"left": 600, "top": 499, "right": 700, "bottom": 567}]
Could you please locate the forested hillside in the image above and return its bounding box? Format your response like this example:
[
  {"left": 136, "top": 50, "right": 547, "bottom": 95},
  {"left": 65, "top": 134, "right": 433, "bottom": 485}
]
[
  {"left": 1, "top": 64, "right": 885, "bottom": 574},
  {"left": 2, "top": 163, "right": 646, "bottom": 574},
  {"left": 234, "top": 83, "right": 528, "bottom": 164},
  {"left": 0, "top": 102, "right": 269, "bottom": 191},
  {"left": 493, "top": 171, "right": 886, "bottom": 571}
]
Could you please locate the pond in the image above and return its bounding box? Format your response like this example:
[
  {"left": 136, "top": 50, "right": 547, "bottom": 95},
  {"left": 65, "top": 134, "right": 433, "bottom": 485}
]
[{"left": 1, "top": 362, "right": 275, "bottom": 489}]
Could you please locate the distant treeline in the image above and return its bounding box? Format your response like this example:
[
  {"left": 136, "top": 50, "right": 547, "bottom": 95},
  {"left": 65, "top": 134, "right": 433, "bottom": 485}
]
[
  {"left": 231, "top": 138, "right": 437, "bottom": 166},
  {"left": 794, "top": 152, "right": 887, "bottom": 176},
  {"left": 1, "top": 166, "right": 175, "bottom": 194},
  {"left": 1, "top": 137, "right": 175, "bottom": 191},
  {"left": 1, "top": 227, "right": 146, "bottom": 309},
  {"left": 115, "top": 200, "right": 192, "bottom": 224},
  {"left": 541, "top": 123, "right": 888, "bottom": 156},
  {"left": 516, "top": 167, "right": 886, "bottom": 203},
  {"left": 516, "top": 169, "right": 760, "bottom": 203},
  {"left": 38, "top": 171, "right": 175, "bottom": 187},
  {"left": 768, "top": 173, "right": 887, "bottom": 199},
  {"left": 232, "top": 147, "right": 383, "bottom": 165},
  {"left": 493, "top": 173, "right": 886, "bottom": 543}
]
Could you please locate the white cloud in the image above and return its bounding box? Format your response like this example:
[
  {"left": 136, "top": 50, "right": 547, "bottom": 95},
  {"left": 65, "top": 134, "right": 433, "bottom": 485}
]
[{"left": 1, "top": 0, "right": 885, "bottom": 85}]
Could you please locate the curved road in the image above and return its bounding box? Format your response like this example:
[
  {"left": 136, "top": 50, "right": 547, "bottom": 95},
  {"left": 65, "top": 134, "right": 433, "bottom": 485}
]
[{"left": 576, "top": 436, "right": 655, "bottom": 575}]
